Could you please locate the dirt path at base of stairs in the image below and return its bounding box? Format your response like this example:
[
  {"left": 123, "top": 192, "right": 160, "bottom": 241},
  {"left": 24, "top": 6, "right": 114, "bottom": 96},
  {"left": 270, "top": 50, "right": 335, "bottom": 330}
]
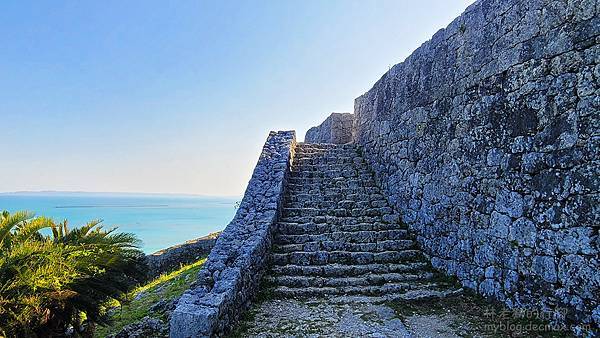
[{"left": 231, "top": 293, "right": 575, "bottom": 338}]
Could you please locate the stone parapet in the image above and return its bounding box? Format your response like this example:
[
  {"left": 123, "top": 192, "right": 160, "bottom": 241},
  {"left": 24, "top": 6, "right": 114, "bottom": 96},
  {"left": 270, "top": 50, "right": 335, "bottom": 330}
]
[{"left": 169, "top": 131, "right": 296, "bottom": 338}]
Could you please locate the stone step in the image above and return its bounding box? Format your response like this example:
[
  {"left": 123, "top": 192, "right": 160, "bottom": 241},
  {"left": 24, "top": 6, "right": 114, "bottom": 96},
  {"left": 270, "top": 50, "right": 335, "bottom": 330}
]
[
  {"left": 294, "top": 149, "right": 360, "bottom": 157},
  {"left": 275, "top": 222, "right": 408, "bottom": 235},
  {"left": 279, "top": 214, "right": 400, "bottom": 225},
  {"left": 273, "top": 239, "right": 415, "bottom": 253},
  {"left": 298, "top": 141, "right": 355, "bottom": 146},
  {"left": 294, "top": 150, "right": 359, "bottom": 157},
  {"left": 269, "top": 282, "right": 441, "bottom": 298},
  {"left": 285, "top": 185, "right": 382, "bottom": 195},
  {"left": 294, "top": 147, "right": 359, "bottom": 156},
  {"left": 288, "top": 173, "right": 374, "bottom": 181},
  {"left": 292, "top": 158, "right": 365, "bottom": 165},
  {"left": 281, "top": 207, "right": 394, "bottom": 218},
  {"left": 288, "top": 177, "right": 376, "bottom": 186},
  {"left": 286, "top": 193, "right": 388, "bottom": 204},
  {"left": 292, "top": 158, "right": 362, "bottom": 166},
  {"left": 284, "top": 200, "right": 389, "bottom": 210},
  {"left": 290, "top": 172, "right": 372, "bottom": 179},
  {"left": 296, "top": 144, "right": 357, "bottom": 150},
  {"left": 274, "top": 228, "right": 410, "bottom": 243},
  {"left": 286, "top": 179, "right": 378, "bottom": 188},
  {"left": 266, "top": 272, "right": 434, "bottom": 288},
  {"left": 290, "top": 163, "right": 371, "bottom": 172},
  {"left": 297, "top": 143, "right": 356, "bottom": 148},
  {"left": 295, "top": 145, "right": 357, "bottom": 152},
  {"left": 284, "top": 198, "right": 383, "bottom": 206},
  {"left": 269, "top": 262, "right": 431, "bottom": 277},
  {"left": 296, "top": 142, "right": 356, "bottom": 148},
  {"left": 325, "top": 287, "right": 464, "bottom": 304},
  {"left": 271, "top": 250, "right": 424, "bottom": 266}
]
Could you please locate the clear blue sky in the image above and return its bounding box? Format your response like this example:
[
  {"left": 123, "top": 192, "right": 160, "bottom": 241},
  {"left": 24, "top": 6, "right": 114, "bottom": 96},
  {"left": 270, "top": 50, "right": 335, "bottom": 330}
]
[{"left": 1, "top": 0, "right": 474, "bottom": 196}]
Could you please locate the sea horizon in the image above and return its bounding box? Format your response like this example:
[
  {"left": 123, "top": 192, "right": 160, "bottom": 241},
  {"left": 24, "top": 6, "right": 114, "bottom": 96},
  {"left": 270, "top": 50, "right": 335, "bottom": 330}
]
[
  {"left": 0, "top": 191, "right": 240, "bottom": 254},
  {"left": 0, "top": 190, "right": 241, "bottom": 198}
]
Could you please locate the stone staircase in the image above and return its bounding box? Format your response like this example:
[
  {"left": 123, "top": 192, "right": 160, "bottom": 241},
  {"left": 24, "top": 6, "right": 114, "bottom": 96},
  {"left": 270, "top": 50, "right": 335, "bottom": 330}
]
[{"left": 266, "top": 143, "right": 459, "bottom": 302}]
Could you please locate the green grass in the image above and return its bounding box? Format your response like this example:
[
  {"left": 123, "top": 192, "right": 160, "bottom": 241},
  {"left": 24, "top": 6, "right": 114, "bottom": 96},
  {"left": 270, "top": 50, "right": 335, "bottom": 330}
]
[{"left": 95, "top": 258, "right": 207, "bottom": 338}]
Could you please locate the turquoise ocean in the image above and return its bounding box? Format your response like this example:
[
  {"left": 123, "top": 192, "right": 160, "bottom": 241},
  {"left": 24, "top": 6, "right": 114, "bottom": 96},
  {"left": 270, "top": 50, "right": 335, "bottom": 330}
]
[{"left": 0, "top": 192, "right": 239, "bottom": 254}]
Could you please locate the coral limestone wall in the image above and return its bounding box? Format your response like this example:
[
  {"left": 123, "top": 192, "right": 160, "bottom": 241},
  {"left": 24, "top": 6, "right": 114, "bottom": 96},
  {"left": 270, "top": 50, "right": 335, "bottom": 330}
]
[
  {"left": 170, "top": 131, "right": 296, "bottom": 337},
  {"left": 146, "top": 232, "right": 220, "bottom": 279},
  {"left": 353, "top": 0, "right": 599, "bottom": 331},
  {"left": 305, "top": 112, "right": 355, "bottom": 144}
]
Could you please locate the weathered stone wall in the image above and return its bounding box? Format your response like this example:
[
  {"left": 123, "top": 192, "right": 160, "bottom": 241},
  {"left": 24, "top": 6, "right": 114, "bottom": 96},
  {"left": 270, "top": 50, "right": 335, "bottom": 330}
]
[
  {"left": 305, "top": 112, "right": 355, "bottom": 144},
  {"left": 170, "top": 131, "right": 296, "bottom": 338},
  {"left": 146, "top": 232, "right": 220, "bottom": 279},
  {"left": 353, "top": 0, "right": 599, "bottom": 332}
]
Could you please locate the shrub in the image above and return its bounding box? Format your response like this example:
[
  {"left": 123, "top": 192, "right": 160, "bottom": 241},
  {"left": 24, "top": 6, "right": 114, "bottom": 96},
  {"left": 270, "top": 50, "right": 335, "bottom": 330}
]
[{"left": 0, "top": 211, "right": 146, "bottom": 337}]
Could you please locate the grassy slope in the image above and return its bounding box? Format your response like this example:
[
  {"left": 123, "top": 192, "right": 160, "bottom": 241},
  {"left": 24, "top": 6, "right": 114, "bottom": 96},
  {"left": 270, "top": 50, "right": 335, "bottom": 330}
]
[{"left": 95, "top": 258, "right": 206, "bottom": 338}]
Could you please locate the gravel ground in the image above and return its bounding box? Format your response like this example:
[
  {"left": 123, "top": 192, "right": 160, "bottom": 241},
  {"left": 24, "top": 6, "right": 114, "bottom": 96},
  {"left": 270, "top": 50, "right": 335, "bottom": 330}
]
[
  {"left": 232, "top": 297, "right": 481, "bottom": 338},
  {"left": 232, "top": 292, "right": 577, "bottom": 338}
]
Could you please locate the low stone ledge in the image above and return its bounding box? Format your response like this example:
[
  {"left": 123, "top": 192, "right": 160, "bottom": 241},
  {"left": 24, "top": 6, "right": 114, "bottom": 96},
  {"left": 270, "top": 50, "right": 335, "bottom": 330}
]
[
  {"left": 169, "top": 131, "right": 296, "bottom": 338},
  {"left": 146, "top": 232, "right": 220, "bottom": 279}
]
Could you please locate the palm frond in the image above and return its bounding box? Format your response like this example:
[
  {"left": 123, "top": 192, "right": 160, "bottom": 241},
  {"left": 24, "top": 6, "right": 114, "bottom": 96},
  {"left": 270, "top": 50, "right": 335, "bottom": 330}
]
[
  {"left": 0, "top": 212, "right": 144, "bottom": 337},
  {"left": 0, "top": 211, "right": 35, "bottom": 248},
  {"left": 14, "top": 216, "right": 54, "bottom": 243}
]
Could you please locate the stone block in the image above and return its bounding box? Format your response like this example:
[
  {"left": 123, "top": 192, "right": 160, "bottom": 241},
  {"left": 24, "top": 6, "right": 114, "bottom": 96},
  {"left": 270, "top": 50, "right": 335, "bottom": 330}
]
[{"left": 532, "top": 255, "right": 558, "bottom": 283}]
